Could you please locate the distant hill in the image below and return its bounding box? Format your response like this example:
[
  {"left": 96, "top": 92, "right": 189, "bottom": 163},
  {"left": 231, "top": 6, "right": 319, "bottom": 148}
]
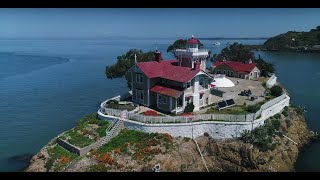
[{"left": 247, "top": 26, "right": 320, "bottom": 53}]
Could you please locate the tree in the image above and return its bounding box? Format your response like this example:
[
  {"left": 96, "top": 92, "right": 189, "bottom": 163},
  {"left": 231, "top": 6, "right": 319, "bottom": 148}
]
[
  {"left": 166, "top": 39, "right": 204, "bottom": 54},
  {"left": 270, "top": 85, "right": 283, "bottom": 97},
  {"left": 214, "top": 43, "right": 254, "bottom": 62},
  {"left": 214, "top": 43, "right": 275, "bottom": 76},
  {"left": 105, "top": 49, "right": 155, "bottom": 88}
]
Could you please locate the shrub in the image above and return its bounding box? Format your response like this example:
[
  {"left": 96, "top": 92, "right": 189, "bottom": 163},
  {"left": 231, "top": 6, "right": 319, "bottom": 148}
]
[
  {"left": 184, "top": 103, "right": 195, "bottom": 113},
  {"left": 59, "top": 156, "right": 71, "bottom": 164},
  {"left": 106, "top": 100, "right": 119, "bottom": 109},
  {"left": 246, "top": 104, "right": 261, "bottom": 113},
  {"left": 262, "top": 82, "right": 266, "bottom": 87},
  {"left": 271, "top": 119, "right": 281, "bottom": 131},
  {"left": 282, "top": 110, "right": 288, "bottom": 117},
  {"left": 295, "top": 105, "right": 306, "bottom": 115},
  {"left": 97, "top": 153, "right": 114, "bottom": 165},
  {"left": 270, "top": 85, "right": 283, "bottom": 97},
  {"left": 143, "top": 110, "right": 158, "bottom": 116},
  {"left": 273, "top": 113, "right": 281, "bottom": 119},
  {"left": 240, "top": 130, "right": 253, "bottom": 143}
]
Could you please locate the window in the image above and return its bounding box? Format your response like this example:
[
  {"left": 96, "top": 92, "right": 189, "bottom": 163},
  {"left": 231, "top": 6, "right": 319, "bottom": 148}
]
[
  {"left": 136, "top": 89, "right": 144, "bottom": 103},
  {"left": 250, "top": 73, "right": 252, "bottom": 76},
  {"left": 177, "top": 96, "right": 183, "bottom": 108},
  {"left": 186, "top": 81, "right": 191, "bottom": 89},
  {"left": 163, "top": 96, "right": 167, "bottom": 104},
  {"left": 199, "top": 93, "right": 204, "bottom": 100},
  {"left": 217, "top": 70, "right": 221, "bottom": 74},
  {"left": 223, "top": 70, "right": 226, "bottom": 74},
  {"left": 158, "top": 94, "right": 167, "bottom": 104},
  {"left": 136, "top": 74, "right": 144, "bottom": 83}
]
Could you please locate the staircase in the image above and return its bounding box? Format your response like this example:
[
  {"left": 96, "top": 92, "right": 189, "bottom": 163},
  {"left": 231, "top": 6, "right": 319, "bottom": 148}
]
[{"left": 95, "top": 119, "right": 124, "bottom": 149}]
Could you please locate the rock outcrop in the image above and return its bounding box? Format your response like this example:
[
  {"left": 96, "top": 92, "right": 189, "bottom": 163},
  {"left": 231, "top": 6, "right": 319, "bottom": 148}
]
[{"left": 26, "top": 107, "right": 317, "bottom": 172}]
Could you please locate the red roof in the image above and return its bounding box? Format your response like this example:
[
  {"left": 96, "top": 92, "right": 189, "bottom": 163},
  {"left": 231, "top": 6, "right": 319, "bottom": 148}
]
[
  {"left": 150, "top": 85, "right": 183, "bottom": 98},
  {"left": 187, "top": 37, "right": 199, "bottom": 44},
  {"left": 213, "top": 61, "right": 257, "bottom": 73},
  {"left": 136, "top": 60, "right": 199, "bottom": 83}
]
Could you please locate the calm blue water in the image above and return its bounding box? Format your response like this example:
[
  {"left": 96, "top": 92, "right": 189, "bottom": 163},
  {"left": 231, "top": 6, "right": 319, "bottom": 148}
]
[{"left": 0, "top": 38, "right": 318, "bottom": 172}]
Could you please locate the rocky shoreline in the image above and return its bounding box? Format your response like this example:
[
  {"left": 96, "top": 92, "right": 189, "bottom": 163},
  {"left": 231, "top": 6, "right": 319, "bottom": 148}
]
[{"left": 25, "top": 107, "right": 317, "bottom": 172}]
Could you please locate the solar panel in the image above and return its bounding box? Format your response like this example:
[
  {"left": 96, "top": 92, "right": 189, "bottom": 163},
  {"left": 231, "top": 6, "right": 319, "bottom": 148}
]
[
  {"left": 226, "top": 99, "right": 235, "bottom": 106},
  {"left": 217, "top": 101, "right": 227, "bottom": 109}
]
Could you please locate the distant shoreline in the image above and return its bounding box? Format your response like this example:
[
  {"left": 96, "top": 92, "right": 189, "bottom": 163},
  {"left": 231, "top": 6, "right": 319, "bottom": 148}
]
[{"left": 198, "top": 37, "right": 269, "bottom": 40}]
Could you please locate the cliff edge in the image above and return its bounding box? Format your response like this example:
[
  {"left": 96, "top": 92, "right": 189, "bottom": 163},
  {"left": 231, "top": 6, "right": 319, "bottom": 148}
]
[{"left": 26, "top": 107, "right": 317, "bottom": 172}]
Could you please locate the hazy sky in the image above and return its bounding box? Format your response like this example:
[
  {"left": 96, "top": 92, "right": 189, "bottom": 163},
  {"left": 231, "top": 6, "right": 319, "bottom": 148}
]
[{"left": 0, "top": 8, "right": 319, "bottom": 39}]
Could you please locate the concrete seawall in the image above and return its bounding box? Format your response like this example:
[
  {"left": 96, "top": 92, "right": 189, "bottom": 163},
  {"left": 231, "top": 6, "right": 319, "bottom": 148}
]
[{"left": 98, "top": 95, "right": 290, "bottom": 139}]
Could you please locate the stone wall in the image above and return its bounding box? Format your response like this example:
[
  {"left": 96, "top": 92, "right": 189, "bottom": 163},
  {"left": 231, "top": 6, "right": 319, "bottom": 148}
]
[{"left": 98, "top": 95, "right": 290, "bottom": 139}]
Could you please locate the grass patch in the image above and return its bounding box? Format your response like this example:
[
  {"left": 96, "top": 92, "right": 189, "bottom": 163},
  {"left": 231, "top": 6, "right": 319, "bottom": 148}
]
[
  {"left": 97, "top": 129, "right": 174, "bottom": 162},
  {"left": 64, "top": 131, "right": 94, "bottom": 148},
  {"left": 45, "top": 144, "right": 77, "bottom": 171},
  {"left": 61, "top": 113, "right": 109, "bottom": 148},
  {"left": 206, "top": 105, "right": 248, "bottom": 115}
]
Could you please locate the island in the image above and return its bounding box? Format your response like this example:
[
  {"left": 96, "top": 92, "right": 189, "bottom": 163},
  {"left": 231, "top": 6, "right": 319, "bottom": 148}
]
[
  {"left": 246, "top": 26, "right": 320, "bottom": 53},
  {"left": 26, "top": 36, "right": 318, "bottom": 172}
]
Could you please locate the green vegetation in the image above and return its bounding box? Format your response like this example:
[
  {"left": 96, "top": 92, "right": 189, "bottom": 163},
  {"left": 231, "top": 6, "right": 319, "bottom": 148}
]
[
  {"left": 206, "top": 105, "right": 248, "bottom": 114},
  {"left": 62, "top": 130, "right": 94, "bottom": 148},
  {"left": 240, "top": 118, "right": 280, "bottom": 152},
  {"left": 270, "top": 85, "right": 283, "bottom": 97},
  {"left": 273, "top": 113, "right": 281, "bottom": 119},
  {"left": 213, "top": 43, "right": 275, "bottom": 76},
  {"left": 245, "top": 104, "right": 261, "bottom": 113},
  {"left": 291, "top": 105, "right": 306, "bottom": 115},
  {"left": 45, "top": 144, "right": 77, "bottom": 171},
  {"left": 97, "top": 129, "right": 174, "bottom": 163},
  {"left": 249, "top": 26, "right": 320, "bottom": 53},
  {"left": 184, "top": 103, "right": 195, "bottom": 113},
  {"left": 106, "top": 99, "right": 119, "bottom": 109},
  {"left": 106, "top": 100, "right": 135, "bottom": 111},
  {"left": 105, "top": 49, "right": 155, "bottom": 88},
  {"left": 264, "top": 28, "right": 320, "bottom": 51},
  {"left": 271, "top": 118, "right": 281, "bottom": 131},
  {"left": 105, "top": 39, "right": 210, "bottom": 89},
  {"left": 166, "top": 39, "right": 204, "bottom": 53},
  {"left": 60, "top": 113, "right": 109, "bottom": 148}
]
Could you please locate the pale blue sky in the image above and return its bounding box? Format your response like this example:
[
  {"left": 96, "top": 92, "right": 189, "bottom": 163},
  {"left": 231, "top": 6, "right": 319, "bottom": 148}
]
[{"left": 0, "top": 8, "right": 319, "bottom": 39}]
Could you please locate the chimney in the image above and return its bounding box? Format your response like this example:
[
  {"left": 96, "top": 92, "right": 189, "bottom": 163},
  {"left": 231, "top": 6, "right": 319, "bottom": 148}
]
[
  {"left": 154, "top": 50, "right": 162, "bottom": 63},
  {"left": 248, "top": 58, "right": 252, "bottom": 64}
]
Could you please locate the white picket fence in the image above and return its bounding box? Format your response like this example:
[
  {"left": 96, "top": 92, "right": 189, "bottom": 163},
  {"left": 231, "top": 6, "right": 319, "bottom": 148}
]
[
  {"left": 100, "top": 107, "right": 255, "bottom": 123},
  {"left": 100, "top": 93, "right": 288, "bottom": 124}
]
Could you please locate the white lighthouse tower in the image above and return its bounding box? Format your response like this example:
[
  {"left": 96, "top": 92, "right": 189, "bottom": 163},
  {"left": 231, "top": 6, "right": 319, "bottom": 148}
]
[{"left": 174, "top": 35, "right": 209, "bottom": 71}]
